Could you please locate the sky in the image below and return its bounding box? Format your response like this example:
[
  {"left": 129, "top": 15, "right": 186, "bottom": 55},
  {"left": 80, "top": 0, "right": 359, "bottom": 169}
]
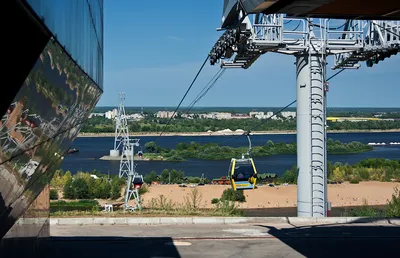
[{"left": 98, "top": 0, "right": 400, "bottom": 108}]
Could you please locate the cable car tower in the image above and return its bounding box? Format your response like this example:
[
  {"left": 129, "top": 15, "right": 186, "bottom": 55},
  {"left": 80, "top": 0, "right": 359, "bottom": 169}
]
[
  {"left": 110, "top": 93, "right": 129, "bottom": 157},
  {"left": 210, "top": 3, "right": 399, "bottom": 217},
  {"left": 112, "top": 92, "right": 144, "bottom": 211},
  {"left": 119, "top": 137, "right": 143, "bottom": 211}
]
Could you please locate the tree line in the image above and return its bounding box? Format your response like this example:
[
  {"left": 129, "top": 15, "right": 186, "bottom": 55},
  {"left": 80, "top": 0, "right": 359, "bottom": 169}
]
[
  {"left": 49, "top": 158, "right": 399, "bottom": 201},
  {"left": 277, "top": 158, "right": 400, "bottom": 185},
  {"left": 50, "top": 170, "right": 125, "bottom": 200},
  {"left": 143, "top": 139, "right": 373, "bottom": 161},
  {"left": 80, "top": 115, "right": 400, "bottom": 133}
]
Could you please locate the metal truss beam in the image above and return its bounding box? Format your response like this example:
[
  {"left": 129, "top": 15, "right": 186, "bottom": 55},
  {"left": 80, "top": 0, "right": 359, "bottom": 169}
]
[
  {"left": 209, "top": 13, "right": 399, "bottom": 217},
  {"left": 210, "top": 15, "right": 399, "bottom": 70}
]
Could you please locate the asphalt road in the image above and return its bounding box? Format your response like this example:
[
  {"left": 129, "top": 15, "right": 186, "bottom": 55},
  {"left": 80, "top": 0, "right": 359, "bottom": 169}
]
[
  {"left": 48, "top": 222, "right": 400, "bottom": 258},
  {"left": 3, "top": 222, "right": 399, "bottom": 258}
]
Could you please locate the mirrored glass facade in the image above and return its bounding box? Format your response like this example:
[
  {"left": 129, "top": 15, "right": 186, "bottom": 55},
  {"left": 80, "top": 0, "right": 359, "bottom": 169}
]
[
  {"left": 25, "top": 0, "right": 104, "bottom": 89},
  {"left": 0, "top": 35, "right": 102, "bottom": 238},
  {"left": 1, "top": 0, "right": 103, "bottom": 254}
]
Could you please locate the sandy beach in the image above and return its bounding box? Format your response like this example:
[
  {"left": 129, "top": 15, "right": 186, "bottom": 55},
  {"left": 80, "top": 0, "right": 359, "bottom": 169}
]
[
  {"left": 78, "top": 129, "right": 400, "bottom": 138},
  {"left": 138, "top": 182, "right": 400, "bottom": 209}
]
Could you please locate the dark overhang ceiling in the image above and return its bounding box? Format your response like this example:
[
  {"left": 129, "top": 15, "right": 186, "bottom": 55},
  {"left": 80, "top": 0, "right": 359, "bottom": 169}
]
[{"left": 242, "top": 0, "right": 400, "bottom": 20}]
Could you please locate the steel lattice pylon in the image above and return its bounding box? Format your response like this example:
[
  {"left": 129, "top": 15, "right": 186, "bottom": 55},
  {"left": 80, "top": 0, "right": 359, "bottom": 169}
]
[
  {"left": 209, "top": 8, "right": 399, "bottom": 217},
  {"left": 113, "top": 92, "right": 143, "bottom": 211},
  {"left": 113, "top": 92, "right": 129, "bottom": 152}
]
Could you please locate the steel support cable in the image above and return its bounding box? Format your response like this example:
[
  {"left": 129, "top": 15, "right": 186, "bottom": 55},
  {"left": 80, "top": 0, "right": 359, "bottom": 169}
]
[
  {"left": 215, "top": 68, "right": 345, "bottom": 146},
  {"left": 193, "top": 69, "right": 225, "bottom": 105},
  {"left": 216, "top": 100, "right": 297, "bottom": 146},
  {"left": 185, "top": 68, "right": 226, "bottom": 115},
  {"left": 184, "top": 68, "right": 225, "bottom": 114},
  {"left": 310, "top": 20, "right": 348, "bottom": 31},
  {"left": 158, "top": 55, "right": 210, "bottom": 137},
  {"left": 291, "top": 21, "right": 302, "bottom": 31},
  {"left": 326, "top": 68, "right": 345, "bottom": 81}
]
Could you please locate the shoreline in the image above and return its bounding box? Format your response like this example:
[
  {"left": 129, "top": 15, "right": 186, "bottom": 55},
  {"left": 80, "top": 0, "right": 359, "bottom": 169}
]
[{"left": 78, "top": 129, "right": 400, "bottom": 138}]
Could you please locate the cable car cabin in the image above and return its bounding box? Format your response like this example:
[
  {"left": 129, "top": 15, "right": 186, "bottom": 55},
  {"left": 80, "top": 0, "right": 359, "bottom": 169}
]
[
  {"left": 229, "top": 158, "right": 257, "bottom": 190},
  {"left": 133, "top": 175, "right": 144, "bottom": 189}
]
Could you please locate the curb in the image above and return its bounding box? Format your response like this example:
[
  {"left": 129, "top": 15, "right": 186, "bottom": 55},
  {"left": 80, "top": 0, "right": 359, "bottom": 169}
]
[{"left": 49, "top": 217, "right": 400, "bottom": 226}]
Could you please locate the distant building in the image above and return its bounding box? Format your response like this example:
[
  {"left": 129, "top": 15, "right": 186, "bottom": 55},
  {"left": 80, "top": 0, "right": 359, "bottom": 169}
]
[
  {"left": 231, "top": 113, "right": 251, "bottom": 119},
  {"left": 156, "top": 111, "right": 177, "bottom": 119},
  {"left": 281, "top": 111, "right": 296, "bottom": 119},
  {"left": 126, "top": 113, "right": 144, "bottom": 120},
  {"left": 250, "top": 111, "right": 264, "bottom": 119},
  {"left": 200, "top": 112, "right": 232, "bottom": 119},
  {"left": 105, "top": 109, "right": 118, "bottom": 119},
  {"left": 89, "top": 113, "right": 105, "bottom": 118}
]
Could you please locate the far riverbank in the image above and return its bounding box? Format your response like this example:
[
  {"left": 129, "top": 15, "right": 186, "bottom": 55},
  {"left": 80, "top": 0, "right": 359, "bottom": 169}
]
[{"left": 78, "top": 129, "right": 400, "bottom": 138}]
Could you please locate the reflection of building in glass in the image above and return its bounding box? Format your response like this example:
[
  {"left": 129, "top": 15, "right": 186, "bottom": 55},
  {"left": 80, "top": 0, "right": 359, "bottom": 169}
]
[{"left": 0, "top": 0, "right": 103, "bottom": 254}]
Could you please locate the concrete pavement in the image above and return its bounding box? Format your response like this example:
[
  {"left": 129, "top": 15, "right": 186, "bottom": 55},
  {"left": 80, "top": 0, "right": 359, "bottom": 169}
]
[{"left": 48, "top": 216, "right": 400, "bottom": 226}]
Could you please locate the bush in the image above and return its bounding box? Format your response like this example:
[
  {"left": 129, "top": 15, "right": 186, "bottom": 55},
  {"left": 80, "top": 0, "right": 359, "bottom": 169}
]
[
  {"left": 213, "top": 200, "right": 243, "bottom": 216},
  {"left": 144, "top": 171, "right": 158, "bottom": 184},
  {"left": 183, "top": 188, "right": 203, "bottom": 211},
  {"left": 346, "top": 205, "right": 384, "bottom": 217},
  {"left": 50, "top": 189, "right": 59, "bottom": 200},
  {"left": 211, "top": 198, "right": 219, "bottom": 204},
  {"left": 221, "top": 188, "right": 246, "bottom": 203},
  {"left": 139, "top": 184, "right": 148, "bottom": 195},
  {"left": 350, "top": 178, "right": 360, "bottom": 184},
  {"left": 280, "top": 165, "right": 298, "bottom": 184},
  {"left": 386, "top": 187, "right": 400, "bottom": 217},
  {"left": 149, "top": 195, "right": 175, "bottom": 210}
]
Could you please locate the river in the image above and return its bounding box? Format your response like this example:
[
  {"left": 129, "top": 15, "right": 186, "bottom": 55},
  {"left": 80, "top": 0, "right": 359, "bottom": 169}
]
[{"left": 61, "top": 132, "right": 400, "bottom": 179}]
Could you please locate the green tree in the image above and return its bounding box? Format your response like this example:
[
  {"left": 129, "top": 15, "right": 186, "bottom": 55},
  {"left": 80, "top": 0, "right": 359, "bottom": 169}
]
[
  {"left": 281, "top": 165, "right": 298, "bottom": 184},
  {"left": 72, "top": 178, "right": 89, "bottom": 199},
  {"left": 50, "top": 169, "right": 64, "bottom": 189},
  {"left": 50, "top": 189, "right": 59, "bottom": 200},
  {"left": 161, "top": 169, "right": 170, "bottom": 183},
  {"left": 145, "top": 141, "right": 158, "bottom": 153},
  {"left": 332, "top": 167, "right": 345, "bottom": 182},
  {"left": 61, "top": 171, "right": 72, "bottom": 187},
  {"left": 111, "top": 181, "right": 121, "bottom": 199},
  {"left": 102, "top": 181, "right": 112, "bottom": 199},
  {"left": 144, "top": 170, "right": 158, "bottom": 184},
  {"left": 63, "top": 178, "right": 75, "bottom": 199}
]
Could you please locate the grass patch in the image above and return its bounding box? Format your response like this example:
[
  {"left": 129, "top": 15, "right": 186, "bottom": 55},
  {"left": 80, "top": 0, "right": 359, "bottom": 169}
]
[
  {"left": 51, "top": 188, "right": 244, "bottom": 217},
  {"left": 342, "top": 187, "right": 400, "bottom": 217}
]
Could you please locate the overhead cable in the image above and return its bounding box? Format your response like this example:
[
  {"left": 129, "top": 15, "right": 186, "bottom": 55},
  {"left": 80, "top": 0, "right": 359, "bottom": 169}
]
[
  {"left": 158, "top": 55, "right": 210, "bottom": 137},
  {"left": 216, "top": 68, "right": 345, "bottom": 146},
  {"left": 216, "top": 99, "right": 297, "bottom": 146},
  {"left": 184, "top": 68, "right": 226, "bottom": 115}
]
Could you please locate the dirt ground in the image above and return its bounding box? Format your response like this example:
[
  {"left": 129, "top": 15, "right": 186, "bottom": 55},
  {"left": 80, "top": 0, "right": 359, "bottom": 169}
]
[{"left": 137, "top": 181, "right": 400, "bottom": 209}]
